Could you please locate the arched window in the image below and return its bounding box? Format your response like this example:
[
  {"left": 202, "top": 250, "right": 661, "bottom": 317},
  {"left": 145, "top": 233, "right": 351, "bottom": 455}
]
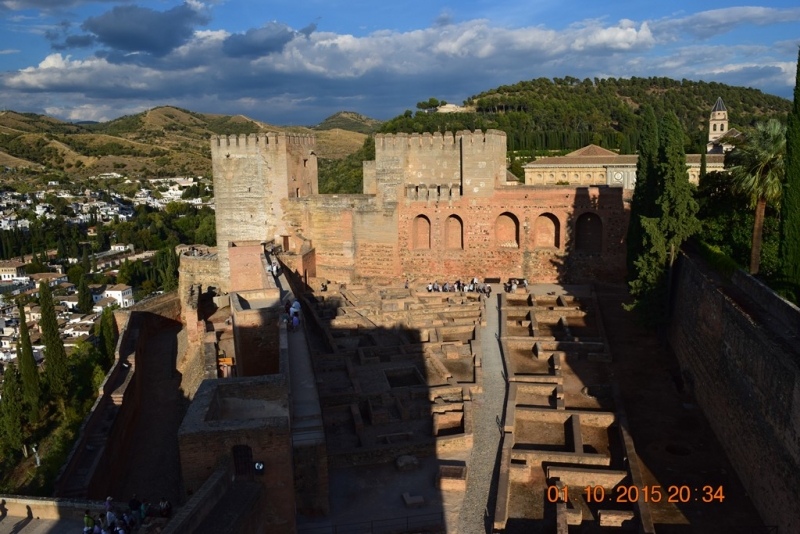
[
  {"left": 720, "top": 124, "right": 725, "bottom": 132},
  {"left": 496, "top": 212, "right": 519, "bottom": 248},
  {"left": 575, "top": 213, "right": 603, "bottom": 253},
  {"left": 713, "top": 124, "right": 717, "bottom": 132},
  {"left": 412, "top": 215, "right": 431, "bottom": 250},
  {"left": 535, "top": 213, "right": 560, "bottom": 248},
  {"left": 445, "top": 215, "right": 463, "bottom": 250}
]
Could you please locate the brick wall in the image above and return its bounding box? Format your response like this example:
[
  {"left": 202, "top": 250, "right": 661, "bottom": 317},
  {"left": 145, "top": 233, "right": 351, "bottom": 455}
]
[{"left": 668, "top": 253, "right": 800, "bottom": 533}]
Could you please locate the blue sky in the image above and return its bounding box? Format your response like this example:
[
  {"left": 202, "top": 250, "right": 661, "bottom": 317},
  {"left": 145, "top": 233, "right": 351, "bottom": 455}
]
[{"left": 0, "top": 0, "right": 798, "bottom": 124}]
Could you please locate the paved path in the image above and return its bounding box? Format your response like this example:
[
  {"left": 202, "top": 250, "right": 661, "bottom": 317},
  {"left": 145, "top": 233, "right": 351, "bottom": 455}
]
[{"left": 456, "top": 287, "right": 506, "bottom": 534}]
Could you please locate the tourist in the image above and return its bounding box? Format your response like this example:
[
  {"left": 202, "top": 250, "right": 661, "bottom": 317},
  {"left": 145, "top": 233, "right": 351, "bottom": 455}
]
[
  {"left": 292, "top": 314, "right": 300, "bottom": 331},
  {"left": 321, "top": 282, "right": 328, "bottom": 292},
  {"left": 427, "top": 283, "right": 433, "bottom": 292},
  {"left": 104, "top": 497, "right": 113, "bottom": 513},
  {"left": 404, "top": 279, "right": 409, "bottom": 289},
  {"left": 522, "top": 278, "right": 529, "bottom": 290},
  {"left": 83, "top": 510, "right": 95, "bottom": 533},
  {"left": 159, "top": 498, "right": 172, "bottom": 518},
  {"left": 266, "top": 263, "right": 272, "bottom": 275},
  {"left": 127, "top": 495, "right": 141, "bottom": 529},
  {"left": 139, "top": 500, "right": 150, "bottom": 523},
  {"left": 106, "top": 508, "right": 117, "bottom": 528}
]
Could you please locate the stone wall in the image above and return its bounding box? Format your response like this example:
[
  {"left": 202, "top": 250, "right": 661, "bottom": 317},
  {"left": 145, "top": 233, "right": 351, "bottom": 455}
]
[
  {"left": 668, "top": 253, "right": 800, "bottom": 533},
  {"left": 228, "top": 242, "right": 270, "bottom": 292}
]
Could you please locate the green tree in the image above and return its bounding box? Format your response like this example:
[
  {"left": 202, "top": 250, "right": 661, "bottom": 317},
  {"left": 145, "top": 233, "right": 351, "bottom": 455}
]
[
  {"left": 626, "top": 105, "right": 659, "bottom": 277},
  {"left": 97, "top": 306, "right": 117, "bottom": 367},
  {"left": 628, "top": 112, "right": 700, "bottom": 324},
  {"left": 38, "top": 282, "right": 70, "bottom": 405},
  {"left": 17, "top": 304, "right": 41, "bottom": 420},
  {"left": 0, "top": 363, "right": 26, "bottom": 455},
  {"left": 780, "top": 49, "right": 800, "bottom": 300},
  {"left": 81, "top": 246, "right": 90, "bottom": 274},
  {"left": 78, "top": 276, "right": 93, "bottom": 314},
  {"left": 726, "top": 119, "right": 786, "bottom": 274}
]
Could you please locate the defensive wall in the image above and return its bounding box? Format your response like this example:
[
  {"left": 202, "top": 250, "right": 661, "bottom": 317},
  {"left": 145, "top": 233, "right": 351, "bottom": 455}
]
[
  {"left": 270, "top": 131, "right": 629, "bottom": 285},
  {"left": 54, "top": 293, "right": 181, "bottom": 499},
  {"left": 668, "top": 252, "right": 800, "bottom": 533}
]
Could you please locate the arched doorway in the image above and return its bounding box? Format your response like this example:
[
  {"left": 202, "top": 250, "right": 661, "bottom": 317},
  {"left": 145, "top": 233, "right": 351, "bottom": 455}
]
[{"left": 535, "top": 213, "right": 560, "bottom": 248}]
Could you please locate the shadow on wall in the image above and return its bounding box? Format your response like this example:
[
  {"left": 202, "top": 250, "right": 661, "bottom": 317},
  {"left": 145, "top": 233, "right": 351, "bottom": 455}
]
[{"left": 541, "top": 186, "right": 628, "bottom": 284}]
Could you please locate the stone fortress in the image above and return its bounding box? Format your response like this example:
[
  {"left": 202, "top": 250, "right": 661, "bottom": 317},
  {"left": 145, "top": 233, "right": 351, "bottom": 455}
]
[{"left": 3, "top": 99, "right": 798, "bottom": 534}]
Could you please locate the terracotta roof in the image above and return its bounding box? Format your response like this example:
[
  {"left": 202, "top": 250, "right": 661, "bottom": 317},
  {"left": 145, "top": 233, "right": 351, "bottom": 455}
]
[
  {"left": 566, "top": 144, "right": 618, "bottom": 157},
  {"left": 687, "top": 154, "right": 725, "bottom": 164}
]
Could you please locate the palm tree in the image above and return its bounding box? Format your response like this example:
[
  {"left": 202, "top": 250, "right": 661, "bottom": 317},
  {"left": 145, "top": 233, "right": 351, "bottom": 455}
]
[{"left": 725, "top": 119, "right": 786, "bottom": 275}]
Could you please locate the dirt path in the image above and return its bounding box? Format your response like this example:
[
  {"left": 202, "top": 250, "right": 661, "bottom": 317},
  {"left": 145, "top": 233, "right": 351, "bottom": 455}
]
[
  {"left": 595, "top": 283, "right": 764, "bottom": 534},
  {"left": 111, "top": 325, "right": 187, "bottom": 508}
]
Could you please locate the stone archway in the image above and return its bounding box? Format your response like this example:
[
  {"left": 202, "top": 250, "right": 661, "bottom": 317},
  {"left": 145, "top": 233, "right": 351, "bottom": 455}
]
[
  {"left": 535, "top": 213, "right": 560, "bottom": 248},
  {"left": 445, "top": 215, "right": 464, "bottom": 250},
  {"left": 495, "top": 212, "right": 519, "bottom": 248},
  {"left": 413, "top": 215, "right": 431, "bottom": 250}
]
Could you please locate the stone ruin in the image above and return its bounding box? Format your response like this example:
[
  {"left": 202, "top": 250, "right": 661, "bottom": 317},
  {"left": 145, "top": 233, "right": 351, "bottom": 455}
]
[
  {"left": 300, "top": 283, "right": 484, "bottom": 468},
  {"left": 494, "top": 287, "right": 655, "bottom": 533}
]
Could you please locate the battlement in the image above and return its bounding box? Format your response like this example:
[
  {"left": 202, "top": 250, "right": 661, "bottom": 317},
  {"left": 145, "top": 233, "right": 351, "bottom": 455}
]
[
  {"left": 374, "top": 129, "right": 505, "bottom": 152},
  {"left": 210, "top": 132, "right": 316, "bottom": 151}
]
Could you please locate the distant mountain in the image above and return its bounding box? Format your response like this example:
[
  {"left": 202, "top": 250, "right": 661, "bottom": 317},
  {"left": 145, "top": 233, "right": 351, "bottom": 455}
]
[
  {"left": 315, "top": 111, "right": 382, "bottom": 134},
  {"left": 379, "top": 76, "right": 792, "bottom": 153},
  {"left": 0, "top": 106, "right": 369, "bottom": 178}
]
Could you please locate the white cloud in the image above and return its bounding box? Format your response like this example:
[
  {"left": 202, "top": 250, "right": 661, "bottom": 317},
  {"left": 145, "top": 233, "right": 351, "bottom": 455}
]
[{"left": 0, "top": 49, "right": 20, "bottom": 54}]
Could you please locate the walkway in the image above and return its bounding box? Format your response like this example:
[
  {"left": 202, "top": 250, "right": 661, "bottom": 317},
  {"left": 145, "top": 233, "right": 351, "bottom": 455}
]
[
  {"left": 457, "top": 286, "right": 506, "bottom": 534},
  {"left": 0, "top": 516, "right": 83, "bottom": 534},
  {"left": 270, "top": 267, "right": 324, "bottom": 446}
]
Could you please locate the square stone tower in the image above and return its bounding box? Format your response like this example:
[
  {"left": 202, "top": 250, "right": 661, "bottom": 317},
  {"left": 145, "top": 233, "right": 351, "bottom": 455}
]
[{"left": 211, "top": 133, "right": 317, "bottom": 292}]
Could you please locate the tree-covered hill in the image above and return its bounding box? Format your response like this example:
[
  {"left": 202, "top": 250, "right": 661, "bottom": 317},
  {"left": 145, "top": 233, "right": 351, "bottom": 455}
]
[
  {"left": 379, "top": 76, "right": 792, "bottom": 154},
  {"left": 316, "top": 111, "right": 382, "bottom": 134}
]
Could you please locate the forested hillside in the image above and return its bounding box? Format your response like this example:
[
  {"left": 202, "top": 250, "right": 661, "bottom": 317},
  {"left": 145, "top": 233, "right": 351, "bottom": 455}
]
[{"left": 379, "top": 77, "right": 791, "bottom": 154}]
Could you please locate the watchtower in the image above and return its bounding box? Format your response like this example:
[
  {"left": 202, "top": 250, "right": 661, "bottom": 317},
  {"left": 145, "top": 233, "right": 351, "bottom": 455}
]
[{"left": 210, "top": 133, "right": 317, "bottom": 292}]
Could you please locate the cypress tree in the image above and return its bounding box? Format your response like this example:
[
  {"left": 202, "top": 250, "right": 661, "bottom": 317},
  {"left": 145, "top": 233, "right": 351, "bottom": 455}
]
[
  {"left": 17, "top": 304, "right": 41, "bottom": 421},
  {"left": 99, "top": 307, "right": 117, "bottom": 367},
  {"left": 81, "top": 246, "right": 90, "bottom": 274},
  {"left": 628, "top": 113, "right": 700, "bottom": 324},
  {"left": 626, "top": 105, "right": 660, "bottom": 277},
  {"left": 78, "top": 276, "right": 93, "bottom": 314},
  {"left": 0, "top": 363, "right": 26, "bottom": 455},
  {"left": 780, "top": 48, "right": 800, "bottom": 299},
  {"left": 39, "top": 282, "right": 70, "bottom": 403},
  {"left": 654, "top": 112, "right": 700, "bottom": 265}
]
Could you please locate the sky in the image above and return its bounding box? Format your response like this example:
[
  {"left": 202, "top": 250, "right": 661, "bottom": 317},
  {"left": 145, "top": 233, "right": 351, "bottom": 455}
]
[{"left": 0, "top": 0, "right": 798, "bottom": 125}]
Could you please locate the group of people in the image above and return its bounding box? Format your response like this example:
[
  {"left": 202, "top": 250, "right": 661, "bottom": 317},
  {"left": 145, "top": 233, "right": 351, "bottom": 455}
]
[
  {"left": 284, "top": 300, "right": 302, "bottom": 331},
  {"left": 83, "top": 495, "right": 172, "bottom": 533},
  {"left": 425, "top": 277, "right": 492, "bottom": 297},
  {"left": 266, "top": 259, "right": 281, "bottom": 277},
  {"left": 503, "top": 278, "right": 529, "bottom": 293}
]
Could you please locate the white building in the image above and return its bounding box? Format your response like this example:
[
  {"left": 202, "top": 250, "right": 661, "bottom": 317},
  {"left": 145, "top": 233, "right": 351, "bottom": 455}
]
[{"left": 103, "top": 284, "right": 134, "bottom": 308}]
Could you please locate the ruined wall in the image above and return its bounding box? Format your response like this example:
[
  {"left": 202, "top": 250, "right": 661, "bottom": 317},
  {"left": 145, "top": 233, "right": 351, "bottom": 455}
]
[
  {"left": 231, "top": 291, "right": 281, "bottom": 376},
  {"left": 669, "top": 253, "right": 800, "bottom": 533},
  {"left": 178, "top": 251, "right": 219, "bottom": 296},
  {"left": 211, "top": 133, "right": 316, "bottom": 292}
]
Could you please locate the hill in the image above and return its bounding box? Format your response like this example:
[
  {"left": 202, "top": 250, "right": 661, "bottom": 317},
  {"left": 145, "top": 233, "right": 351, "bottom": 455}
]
[
  {"left": 0, "top": 106, "right": 374, "bottom": 178},
  {"left": 379, "top": 76, "right": 792, "bottom": 153},
  {"left": 316, "top": 111, "right": 382, "bottom": 134}
]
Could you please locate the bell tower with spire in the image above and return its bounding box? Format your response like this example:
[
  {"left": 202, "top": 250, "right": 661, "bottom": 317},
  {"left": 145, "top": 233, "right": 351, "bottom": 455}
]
[{"left": 709, "top": 97, "right": 729, "bottom": 143}]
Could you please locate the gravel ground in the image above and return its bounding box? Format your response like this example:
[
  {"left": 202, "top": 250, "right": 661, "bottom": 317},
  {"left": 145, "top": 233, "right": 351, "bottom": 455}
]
[{"left": 456, "top": 288, "right": 506, "bottom": 534}]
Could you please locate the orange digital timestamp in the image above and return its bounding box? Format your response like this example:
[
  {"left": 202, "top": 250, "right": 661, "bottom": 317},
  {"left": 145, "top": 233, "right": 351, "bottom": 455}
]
[{"left": 546, "top": 485, "right": 725, "bottom": 503}]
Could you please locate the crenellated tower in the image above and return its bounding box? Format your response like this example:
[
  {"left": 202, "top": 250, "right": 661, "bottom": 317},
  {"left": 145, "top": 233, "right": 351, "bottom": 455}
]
[
  {"left": 210, "top": 132, "right": 317, "bottom": 292},
  {"left": 369, "top": 129, "right": 507, "bottom": 203}
]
